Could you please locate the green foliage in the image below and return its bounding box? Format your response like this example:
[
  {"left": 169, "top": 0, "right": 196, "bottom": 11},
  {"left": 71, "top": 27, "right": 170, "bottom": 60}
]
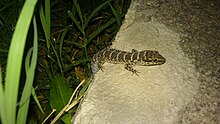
[
  {"left": 49, "top": 75, "right": 72, "bottom": 123},
  {"left": 16, "top": 16, "right": 38, "bottom": 124},
  {"left": 0, "top": 0, "right": 38, "bottom": 124},
  {"left": 66, "top": 0, "right": 122, "bottom": 76},
  {"left": 68, "top": 0, "right": 120, "bottom": 47},
  {"left": 0, "top": 0, "right": 131, "bottom": 123},
  {"left": 39, "top": 0, "right": 51, "bottom": 50},
  {"left": 50, "top": 75, "right": 72, "bottom": 113}
]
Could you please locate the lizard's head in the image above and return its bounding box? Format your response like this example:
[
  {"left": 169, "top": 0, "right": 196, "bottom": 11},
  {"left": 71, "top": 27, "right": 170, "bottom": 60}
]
[{"left": 138, "top": 50, "right": 166, "bottom": 66}]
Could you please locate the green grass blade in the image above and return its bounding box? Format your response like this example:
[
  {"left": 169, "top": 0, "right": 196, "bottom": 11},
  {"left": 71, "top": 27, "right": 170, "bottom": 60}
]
[
  {"left": 87, "top": 18, "right": 116, "bottom": 44},
  {"left": 31, "top": 87, "right": 44, "bottom": 114},
  {"left": 71, "top": 2, "right": 76, "bottom": 17},
  {"left": 73, "top": 0, "right": 83, "bottom": 27},
  {"left": 16, "top": 48, "right": 32, "bottom": 123},
  {"left": 17, "top": 16, "right": 38, "bottom": 124},
  {"left": 0, "top": 67, "right": 6, "bottom": 124},
  {"left": 39, "top": 2, "right": 51, "bottom": 49},
  {"left": 50, "top": 40, "right": 64, "bottom": 76},
  {"left": 39, "top": 5, "right": 47, "bottom": 41},
  {"left": 109, "top": 3, "right": 121, "bottom": 26},
  {"left": 63, "top": 40, "right": 84, "bottom": 48},
  {"left": 4, "top": 0, "right": 37, "bottom": 123},
  {"left": 67, "top": 11, "right": 84, "bottom": 34},
  {"left": 45, "top": 0, "right": 50, "bottom": 36},
  {"left": 84, "top": 0, "right": 112, "bottom": 28},
  {"left": 59, "top": 27, "right": 69, "bottom": 68}
]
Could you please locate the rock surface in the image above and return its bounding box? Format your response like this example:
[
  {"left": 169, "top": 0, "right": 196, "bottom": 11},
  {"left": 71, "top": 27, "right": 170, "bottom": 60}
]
[{"left": 72, "top": 0, "right": 220, "bottom": 123}]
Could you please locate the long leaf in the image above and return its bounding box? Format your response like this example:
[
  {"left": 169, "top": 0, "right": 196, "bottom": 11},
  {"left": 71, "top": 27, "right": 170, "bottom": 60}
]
[
  {"left": 109, "top": 3, "right": 121, "bottom": 27},
  {"left": 45, "top": 0, "right": 50, "bottom": 36},
  {"left": 17, "top": 16, "right": 38, "bottom": 124},
  {"left": 50, "top": 39, "right": 64, "bottom": 76},
  {"left": 73, "top": 0, "right": 83, "bottom": 27},
  {"left": 0, "top": 67, "right": 6, "bottom": 124},
  {"left": 39, "top": 1, "right": 51, "bottom": 49},
  {"left": 59, "top": 27, "right": 69, "bottom": 68},
  {"left": 67, "top": 11, "right": 84, "bottom": 34},
  {"left": 32, "top": 87, "right": 44, "bottom": 114},
  {"left": 4, "top": 0, "right": 37, "bottom": 123}
]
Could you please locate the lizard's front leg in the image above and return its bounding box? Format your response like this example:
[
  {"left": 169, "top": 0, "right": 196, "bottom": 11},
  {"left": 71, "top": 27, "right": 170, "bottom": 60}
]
[
  {"left": 91, "top": 61, "right": 105, "bottom": 75},
  {"left": 124, "top": 64, "right": 139, "bottom": 76}
]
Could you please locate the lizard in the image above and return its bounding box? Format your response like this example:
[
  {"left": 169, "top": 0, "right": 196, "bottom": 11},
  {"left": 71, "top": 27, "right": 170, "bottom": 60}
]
[{"left": 91, "top": 47, "right": 166, "bottom": 75}]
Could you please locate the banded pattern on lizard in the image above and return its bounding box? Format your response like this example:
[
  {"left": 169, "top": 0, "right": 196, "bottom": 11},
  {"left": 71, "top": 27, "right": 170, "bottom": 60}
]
[{"left": 91, "top": 48, "right": 166, "bottom": 75}]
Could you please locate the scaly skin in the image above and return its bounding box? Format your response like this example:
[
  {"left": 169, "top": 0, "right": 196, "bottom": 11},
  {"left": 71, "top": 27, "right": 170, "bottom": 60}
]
[{"left": 91, "top": 48, "right": 166, "bottom": 75}]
